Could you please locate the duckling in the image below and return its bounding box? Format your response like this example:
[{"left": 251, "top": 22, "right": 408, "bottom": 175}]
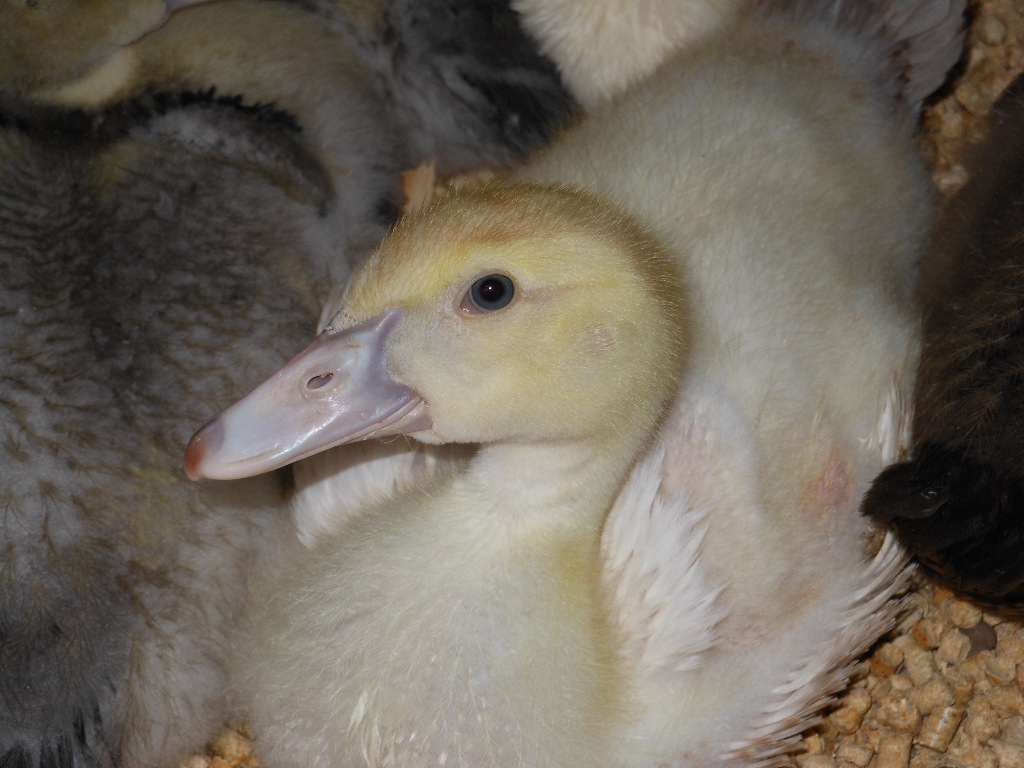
[
  {"left": 0, "top": 94, "right": 340, "bottom": 768},
  {"left": 187, "top": 0, "right": 965, "bottom": 763},
  {"left": 0, "top": 0, "right": 212, "bottom": 102},
  {"left": 4, "top": 0, "right": 574, "bottom": 179},
  {"left": 0, "top": 0, "right": 408, "bottom": 293},
  {"left": 0, "top": 1, "right": 572, "bottom": 766},
  {"left": 187, "top": 183, "right": 686, "bottom": 767},
  {"left": 2, "top": 0, "right": 573, "bottom": 266},
  {"left": 863, "top": 75, "right": 1024, "bottom": 603}
]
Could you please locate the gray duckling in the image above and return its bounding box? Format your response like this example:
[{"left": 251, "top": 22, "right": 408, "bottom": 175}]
[{"left": 0, "top": 0, "right": 571, "bottom": 765}]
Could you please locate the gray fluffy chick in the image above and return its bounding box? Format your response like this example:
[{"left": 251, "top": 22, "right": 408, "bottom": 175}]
[{"left": 0, "top": 1, "right": 572, "bottom": 766}]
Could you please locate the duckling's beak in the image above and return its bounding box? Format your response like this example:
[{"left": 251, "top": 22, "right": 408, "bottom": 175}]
[{"left": 184, "top": 308, "right": 430, "bottom": 480}]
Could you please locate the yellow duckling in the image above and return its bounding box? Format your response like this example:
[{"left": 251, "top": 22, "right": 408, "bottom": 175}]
[
  {"left": 187, "top": 0, "right": 966, "bottom": 764},
  {"left": 187, "top": 183, "right": 687, "bottom": 767},
  {"left": 0, "top": 0, "right": 213, "bottom": 103},
  {"left": 3, "top": 0, "right": 572, "bottom": 179},
  {"left": 3, "top": 0, "right": 370, "bottom": 113}
]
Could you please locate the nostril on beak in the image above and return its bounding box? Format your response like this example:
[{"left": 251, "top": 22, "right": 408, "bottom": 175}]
[{"left": 306, "top": 373, "right": 334, "bottom": 390}]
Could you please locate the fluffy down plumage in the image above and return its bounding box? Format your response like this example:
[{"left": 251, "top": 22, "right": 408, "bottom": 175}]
[
  {"left": 0, "top": 1, "right": 571, "bottom": 766},
  {"left": 510, "top": 0, "right": 751, "bottom": 109},
  {"left": 186, "top": 0, "right": 965, "bottom": 765},
  {"left": 864, "top": 75, "right": 1024, "bottom": 603}
]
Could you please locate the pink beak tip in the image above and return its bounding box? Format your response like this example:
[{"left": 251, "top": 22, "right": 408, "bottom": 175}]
[{"left": 183, "top": 418, "right": 222, "bottom": 480}]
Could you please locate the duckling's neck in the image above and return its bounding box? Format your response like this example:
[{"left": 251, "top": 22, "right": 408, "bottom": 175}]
[{"left": 460, "top": 435, "right": 640, "bottom": 541}]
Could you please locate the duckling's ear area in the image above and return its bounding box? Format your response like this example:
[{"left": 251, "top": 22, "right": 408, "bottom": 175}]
[{"left": 184, "top": 309, "right": 430, "bottom": 480}]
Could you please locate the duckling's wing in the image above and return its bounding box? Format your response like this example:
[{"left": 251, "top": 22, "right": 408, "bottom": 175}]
[
  {"left": 601, "top": 436, "right": 723, "bottom": 677},
  {"left": 602, "top": 375, "right": 911, "bottom": 765}
]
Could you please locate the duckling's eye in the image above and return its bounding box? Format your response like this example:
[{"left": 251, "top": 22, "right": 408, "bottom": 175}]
[{"left": 462, "top": 274, "right": 515, "bottom": 314}]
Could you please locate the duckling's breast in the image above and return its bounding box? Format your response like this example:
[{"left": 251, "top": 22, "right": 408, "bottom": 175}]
[{"left": 235, "top": 483, "right": 623, "bottom": 768}]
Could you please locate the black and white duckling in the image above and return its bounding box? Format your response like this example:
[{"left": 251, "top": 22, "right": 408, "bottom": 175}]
[
  {"left": 307, "top": 0, "right": 577, "bottom": 172},
  {"left": 0, "top": 2, "right": 571, "bottom": 766},
  {"left": 864, "top": 75, "right": 1024, "bottom": 603},
  {"left": 187, "top": 0, "right": 965, "bottom": 764}
]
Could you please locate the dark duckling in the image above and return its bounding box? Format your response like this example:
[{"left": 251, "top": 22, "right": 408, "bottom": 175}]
[{"left": 864, "top": 75, "right": 1024, "bottom": 603}]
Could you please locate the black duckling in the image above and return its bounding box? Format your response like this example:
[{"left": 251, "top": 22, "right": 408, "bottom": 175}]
[{"left": 864, "top": 74, "right": 1024, "bottom": 603}]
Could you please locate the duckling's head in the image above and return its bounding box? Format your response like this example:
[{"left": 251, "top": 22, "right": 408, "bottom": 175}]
[
  {"left": 0, "top": 0, "right": 212, "bottom": 104},
  {"left": 186, "top": 182, "right": 688, "bottom": 480}
]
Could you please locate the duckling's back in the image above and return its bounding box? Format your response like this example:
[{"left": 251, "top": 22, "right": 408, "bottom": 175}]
[
  {"left": 519, "top": 0, "right": 940, "bottom": 588},
  {"left": 517, "top": 0, "right": 961, "bottom": 763}
]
